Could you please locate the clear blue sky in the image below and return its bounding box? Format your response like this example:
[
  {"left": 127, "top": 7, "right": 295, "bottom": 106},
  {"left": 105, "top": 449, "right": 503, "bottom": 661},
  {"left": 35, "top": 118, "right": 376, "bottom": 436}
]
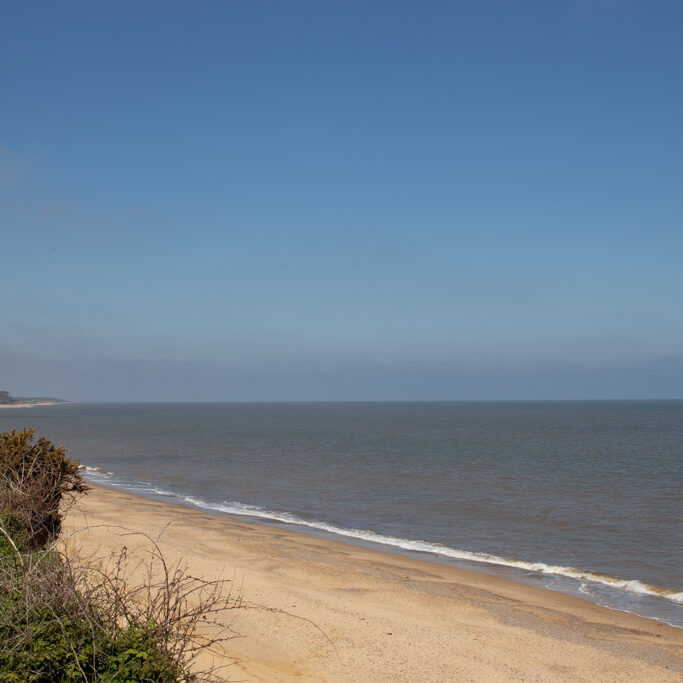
[{"left": 1, "top": 1, "right": 682, "bottom": 400}]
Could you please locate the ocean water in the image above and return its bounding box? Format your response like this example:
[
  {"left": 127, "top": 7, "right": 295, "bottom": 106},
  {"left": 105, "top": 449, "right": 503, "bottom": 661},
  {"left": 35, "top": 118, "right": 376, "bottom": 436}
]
[{"left": 1, "top": 401, "right": 681, "bottom": 627}]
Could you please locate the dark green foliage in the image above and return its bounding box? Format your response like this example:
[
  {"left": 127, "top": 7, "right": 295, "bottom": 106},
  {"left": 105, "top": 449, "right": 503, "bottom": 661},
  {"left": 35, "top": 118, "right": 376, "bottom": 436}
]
[
  {"left": 0, "top": 608, "right": 185, "bottom": 682},
  {"left": 0, "top": 512, "right": 29, "bottom": 555},
  {"left": 0, "top": 528, "right": 187, "bottom": 682}
]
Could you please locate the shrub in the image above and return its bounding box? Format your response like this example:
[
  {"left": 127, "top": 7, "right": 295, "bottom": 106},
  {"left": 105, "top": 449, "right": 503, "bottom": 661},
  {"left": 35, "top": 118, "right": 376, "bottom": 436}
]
[
  {"left": 0, "top": 550, "right": 186, "bottom": 681},
  {"left": 0, "top": 512, "right": 30, "bottom": 555},
  {"left": 0, "top": 428, "right": 88, "bottom": 549},
  {"left": 0, "top": 539, "right": 237, "bottom": 681},
  {"left": 0, "top": 429, "right": 238, "bottom": 681}
]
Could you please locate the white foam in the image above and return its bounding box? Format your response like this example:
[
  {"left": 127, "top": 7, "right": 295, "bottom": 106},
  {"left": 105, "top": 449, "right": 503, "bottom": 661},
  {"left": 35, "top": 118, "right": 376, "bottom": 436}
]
[
  {"left": 82, "top": 469, "right": 683, "bottom": 608},
  {"left": 664, "top": 591, "right": 683, "bottom": 605},
  {"left": 81, "top": 465, "right": 114, "bottom": 476},
  {"left": 181, "top": 496, "right": 683, "bottom": 606}
]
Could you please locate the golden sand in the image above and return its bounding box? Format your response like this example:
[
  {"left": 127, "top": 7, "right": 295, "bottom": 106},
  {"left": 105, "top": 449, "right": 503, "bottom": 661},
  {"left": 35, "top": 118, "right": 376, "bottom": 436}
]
[{"left": 63, "top": 485, "right": 683, "bottom": 682}]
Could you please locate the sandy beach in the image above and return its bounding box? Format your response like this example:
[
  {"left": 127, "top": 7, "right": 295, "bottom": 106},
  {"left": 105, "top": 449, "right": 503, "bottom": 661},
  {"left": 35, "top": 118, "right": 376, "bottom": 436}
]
[{"left": 61, "top": 484, "right": 683, "bottom": 681}]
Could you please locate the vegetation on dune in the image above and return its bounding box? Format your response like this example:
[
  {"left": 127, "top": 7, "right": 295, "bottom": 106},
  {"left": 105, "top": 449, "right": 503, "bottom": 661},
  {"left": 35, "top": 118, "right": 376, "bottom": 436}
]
[
  {"left": 0, "top": 428, "right": 238, "bottom": 682},
  {"left": 0, "top": 428, "right": 87, "bottom": 549}
]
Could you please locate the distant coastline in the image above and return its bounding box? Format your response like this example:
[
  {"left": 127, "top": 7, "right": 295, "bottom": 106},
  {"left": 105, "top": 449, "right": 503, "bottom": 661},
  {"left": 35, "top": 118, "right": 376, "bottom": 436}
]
[
  {"left": 0, "top": 390, "right": 69, "bottom": 409},
  {"left": 0, "top": 400, "right": 69, "bottom": 409}
]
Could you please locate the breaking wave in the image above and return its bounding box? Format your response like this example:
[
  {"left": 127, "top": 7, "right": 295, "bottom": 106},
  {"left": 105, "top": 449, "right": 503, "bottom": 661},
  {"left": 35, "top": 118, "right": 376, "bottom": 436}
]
[
  {"left": 81, "top": 467, "right": 683, "bottom": 608},
  {"left": 181, "top": 497, "right": 683, "bottom": 605}
]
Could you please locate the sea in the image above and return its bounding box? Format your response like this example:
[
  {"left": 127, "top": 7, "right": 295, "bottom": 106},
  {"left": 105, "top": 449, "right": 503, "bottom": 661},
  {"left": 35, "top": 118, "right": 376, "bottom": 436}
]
[{"left": 1, "top": 401, "right": 681, "bottom": 627}]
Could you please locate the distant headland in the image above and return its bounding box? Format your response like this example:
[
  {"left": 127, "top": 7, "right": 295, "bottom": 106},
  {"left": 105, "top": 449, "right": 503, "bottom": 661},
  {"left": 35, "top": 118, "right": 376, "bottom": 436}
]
[{"left": 0, "top": 390, "right": 69, "bottom": 408}]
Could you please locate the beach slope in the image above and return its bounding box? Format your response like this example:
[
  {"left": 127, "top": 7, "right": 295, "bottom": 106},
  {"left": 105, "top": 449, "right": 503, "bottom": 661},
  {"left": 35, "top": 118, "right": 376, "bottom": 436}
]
[{"left": 64, "top": 486, "right": 682, "bottom": 682}]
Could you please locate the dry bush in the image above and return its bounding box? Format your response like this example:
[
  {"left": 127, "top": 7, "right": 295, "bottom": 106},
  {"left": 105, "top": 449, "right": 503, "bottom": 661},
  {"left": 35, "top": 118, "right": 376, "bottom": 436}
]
[
  {"left": 0, "top": 527, "right": 241, "bottom": 681},
  {"left": 0, "top": 428, "right": 88, "bottom": 549},
  {"left": 0, "top": 428, "right": 241, "bottom": 681},
  {"left": 68, "top": 528, "right": 242, "bottom": 679}
]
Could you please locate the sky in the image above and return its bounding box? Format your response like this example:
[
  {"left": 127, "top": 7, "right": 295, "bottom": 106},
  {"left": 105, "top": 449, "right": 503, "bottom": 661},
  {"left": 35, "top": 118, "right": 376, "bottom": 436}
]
[{"left": 1, "top": 1, "right": 682, "bottom": 401}]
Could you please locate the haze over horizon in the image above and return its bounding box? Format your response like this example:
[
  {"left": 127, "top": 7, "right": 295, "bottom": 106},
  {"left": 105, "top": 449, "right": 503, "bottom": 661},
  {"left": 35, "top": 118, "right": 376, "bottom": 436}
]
[{"left": 2, "top": 1, "right": 682, "bottom": 401}]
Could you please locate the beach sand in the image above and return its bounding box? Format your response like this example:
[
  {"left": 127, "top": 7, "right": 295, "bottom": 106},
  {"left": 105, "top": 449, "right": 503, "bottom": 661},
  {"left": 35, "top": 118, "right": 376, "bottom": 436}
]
[{"left": 63, "top": 485, "right": 682, "bottom": 682}]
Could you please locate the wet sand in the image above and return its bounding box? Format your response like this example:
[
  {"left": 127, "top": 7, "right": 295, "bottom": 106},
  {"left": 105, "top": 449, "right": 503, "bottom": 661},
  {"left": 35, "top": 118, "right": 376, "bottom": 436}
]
[{"left": 63, "top": 485, "right": 683, "bottom": 681}]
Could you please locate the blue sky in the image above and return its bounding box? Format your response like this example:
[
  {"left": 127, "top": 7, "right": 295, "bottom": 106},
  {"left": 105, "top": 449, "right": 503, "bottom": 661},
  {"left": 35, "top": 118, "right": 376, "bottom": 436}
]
[{"left": 1, "top": 1, "right": 682, "bottom": 400}]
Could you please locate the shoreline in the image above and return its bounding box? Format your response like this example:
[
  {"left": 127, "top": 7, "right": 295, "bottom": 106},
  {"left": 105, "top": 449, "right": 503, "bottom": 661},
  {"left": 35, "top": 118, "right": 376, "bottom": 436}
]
[
  {"left": 82, "top": 471, "right": 683, "bottom": 628},
  {"left": 0, "top": 401, "right": 69, "bottom": 409},
  {"left": 64, "top": 484, "right": 683, "bottom": 681}
]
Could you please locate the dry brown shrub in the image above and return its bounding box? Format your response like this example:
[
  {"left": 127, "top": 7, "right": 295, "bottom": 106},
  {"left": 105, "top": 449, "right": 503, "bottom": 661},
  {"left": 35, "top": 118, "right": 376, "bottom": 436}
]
[
  {"left": 0, "top": 427, "right": 88, "bottom": 548},
  {"left": 0, "top": 525, "right": 242, "bottom": 681},
  {"left": 0, "top": 427, "right": 241, "bottom": 681}
]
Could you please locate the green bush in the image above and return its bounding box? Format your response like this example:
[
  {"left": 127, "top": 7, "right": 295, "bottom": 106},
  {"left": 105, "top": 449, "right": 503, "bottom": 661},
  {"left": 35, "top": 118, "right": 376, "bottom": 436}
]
[
  {"left": 0, "top": 543, "right": 185, "bottom": 681},
  {"left": 0, "top": 512, "right": 30, "bottom": 556},
  {"left": 0, "top": 608, "right": 185, "bottom": 682}
]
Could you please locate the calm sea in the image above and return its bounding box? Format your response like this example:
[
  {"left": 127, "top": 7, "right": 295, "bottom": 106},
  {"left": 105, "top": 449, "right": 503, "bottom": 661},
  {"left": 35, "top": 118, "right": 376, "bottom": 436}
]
[{"left": 1, "top": 401, "right": 681, "bottom": 627}]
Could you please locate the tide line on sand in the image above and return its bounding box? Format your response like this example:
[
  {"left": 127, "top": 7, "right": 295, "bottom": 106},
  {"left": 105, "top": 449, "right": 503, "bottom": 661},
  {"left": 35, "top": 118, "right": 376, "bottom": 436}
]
[
  {"left": 64, "top": 484, "right": 683, "bottom": 682},
  {"left": 82, "top": 467, "right": 683, "bottom": 614}
]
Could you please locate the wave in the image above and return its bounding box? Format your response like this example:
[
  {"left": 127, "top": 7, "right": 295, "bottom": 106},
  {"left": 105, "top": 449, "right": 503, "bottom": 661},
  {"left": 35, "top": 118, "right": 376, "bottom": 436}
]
[
  {"left": 81, "top": 465, "right": 115, "bottom": 475},
  {"left": 81, "top": 468, "right": 683, "bottom": 607},
  {"left": 182, "top": 498, "right": 683, "bottom": 605}
]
